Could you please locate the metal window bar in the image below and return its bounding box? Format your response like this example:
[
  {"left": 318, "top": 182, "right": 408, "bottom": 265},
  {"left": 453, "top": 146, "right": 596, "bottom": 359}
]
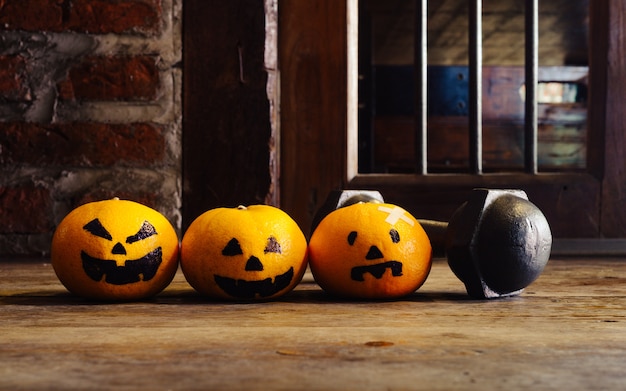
[
  {"left": 415, "top": 0, "right": 427, "bottom": 175},
  {"left": 414, "top": 0, "right": 539, "bottom": 174},
  {"left": 469, "top": 0, "right": 483, "bottom": 174},
  {"left": 525, "top": 0, "right": 539, "bottom": 174}
]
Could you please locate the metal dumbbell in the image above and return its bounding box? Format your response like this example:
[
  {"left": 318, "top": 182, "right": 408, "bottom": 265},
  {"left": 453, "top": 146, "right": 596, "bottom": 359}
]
[
  {"left": 311, "top": 188, "right": 552, "bottom": 299},
  {"left": 310, "top": 190, "right": 386, "bottom": 235}
]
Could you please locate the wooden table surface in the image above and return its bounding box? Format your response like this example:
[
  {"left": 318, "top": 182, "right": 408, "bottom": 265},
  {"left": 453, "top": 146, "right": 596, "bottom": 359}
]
[{"left": 1, "top": 258, "right": 625, "bottom": 390}]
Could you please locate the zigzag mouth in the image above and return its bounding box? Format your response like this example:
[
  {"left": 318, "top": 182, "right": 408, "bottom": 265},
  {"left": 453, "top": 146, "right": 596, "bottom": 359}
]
[
  {"left": 81, "top": 248, "right": 163, "bottom": 285},
  {"left": 214, "top": 267, "right": 294, "bottom": 299},
  {"left": 351, "top": 261, "right": 403, "bottom": 281}
]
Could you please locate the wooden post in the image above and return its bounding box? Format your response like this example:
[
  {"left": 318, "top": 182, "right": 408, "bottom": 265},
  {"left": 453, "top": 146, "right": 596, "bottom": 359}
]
[
  {"left": 183, "top": 1, "right": 275, "bottom": 228},
  {"left": 279, "top": 0, "right": 348, "bottom": 232}
]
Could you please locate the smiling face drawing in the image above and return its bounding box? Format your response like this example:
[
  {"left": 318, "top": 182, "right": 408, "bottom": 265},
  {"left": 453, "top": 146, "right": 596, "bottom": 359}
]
[
  {"left": 211, "top": 235, "right": 295, "bottom": 299},
  {"left": 80, "top": 218, "right": 163, "bottom": 285},
  {"left": 308, "top": 202, "right": 433, "bottom": 299},
  {"left": 50, "top": 198, "right": 180, "bottom": 301},
  {"left": 180, "top": 205, "right": 308, "bottom": 301}
]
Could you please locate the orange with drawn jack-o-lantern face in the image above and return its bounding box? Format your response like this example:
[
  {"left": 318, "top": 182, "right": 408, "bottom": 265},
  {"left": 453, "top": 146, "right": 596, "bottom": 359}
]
[
  {"left": 180, "top": 205, "right": 308, "bottom": 300},
  {"left": 309, "top": 202, "right": 432, "bottom": 299},
  {"left": 51, "top": 198, "right": 180, "bottom": 301}
]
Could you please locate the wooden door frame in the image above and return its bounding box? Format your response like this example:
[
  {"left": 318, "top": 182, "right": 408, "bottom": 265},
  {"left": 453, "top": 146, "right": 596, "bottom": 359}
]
[{"left": 279, "top": 0, "right": 626, "bottom": 252}]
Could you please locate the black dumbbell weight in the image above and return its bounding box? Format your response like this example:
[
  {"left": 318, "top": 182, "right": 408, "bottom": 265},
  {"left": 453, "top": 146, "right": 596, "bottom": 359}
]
[{"left": 419, "top": 188, "right": 552, "bottom": 298}]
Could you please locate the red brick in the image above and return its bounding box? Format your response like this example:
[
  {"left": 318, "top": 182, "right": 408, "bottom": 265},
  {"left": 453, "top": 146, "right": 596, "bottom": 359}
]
[
  {"left": 68, "top": 0, "right": 162, "bottom": 35},
  {"left": 0, "top": 55, "right": 30, "bottom": 101},
  {"left": 0, "top": 0, "right": 161, "bottom": 35},
  {"left": 58, "top": 55, "right": 160, "bottom": 101},
  {"left": 0, "top": 0, "right": 63, "bottom": 31},
  {"left": 0, "top": 185, "right": 54, "bottom": 234},
  {"left": 0, "top": 122, "right": 165, "bottom": 167}
]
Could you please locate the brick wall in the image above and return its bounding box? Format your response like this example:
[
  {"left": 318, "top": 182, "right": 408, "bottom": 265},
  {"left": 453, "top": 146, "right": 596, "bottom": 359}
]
[{"left": 0, "top": 0, "right": 182, "bottom": 256}]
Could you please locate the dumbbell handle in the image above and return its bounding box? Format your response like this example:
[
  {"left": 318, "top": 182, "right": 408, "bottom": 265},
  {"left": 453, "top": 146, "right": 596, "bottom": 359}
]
[{"left": 418, "top": 219, "right": 448, "bottom": 257}]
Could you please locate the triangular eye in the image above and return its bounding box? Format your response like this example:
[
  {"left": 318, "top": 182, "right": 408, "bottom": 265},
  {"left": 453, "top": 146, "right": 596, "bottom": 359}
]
[
  {"left": 222, "top": 238, "right": 243, "bottom": 256},
  {"left": 390, "top": 229, "right": 400, "bottom": 243},
  {"left": 264, "top": 236, "right": 282, "bottom": 254},
  {"left": 83, "top": 218, "right": 113, "bottom": 241},
  {"left": 126, "top": 221, "right": 158, "bottom": 244},
  {"left": 347, "top": 231, "right": 357, "bottom": 246}
]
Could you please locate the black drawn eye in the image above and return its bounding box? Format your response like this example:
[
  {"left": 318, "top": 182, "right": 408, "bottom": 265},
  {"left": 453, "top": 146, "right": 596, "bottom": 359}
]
[
  {"left": 347, "top": 231, "right": 357, "bottom": 246},
  {"left": 126, "top": 221, "right": 158, "bottom": 244},
  {"left": 222, "top": 238, "right": 244, "bottom": 256},
  {"left": 390, "top": 229, "right": 400, "bottom": 243},
  {"left": 83, "top": 219, "right": 113, "bottom": 241},
  {"left": 264, "top": 236, "right": 282, "bottom": 254}
]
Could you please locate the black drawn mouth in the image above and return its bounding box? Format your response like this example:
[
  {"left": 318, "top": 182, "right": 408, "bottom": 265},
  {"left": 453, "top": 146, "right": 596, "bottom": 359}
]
[
  {"left": 81, "top": 248, "right": 162, "bottom": 285},
  {"left": 214, "top": 267, "right": 294, "bottom": 299},
  {"left": 351, "top": 261, "right": 403, "bottom": 281}
]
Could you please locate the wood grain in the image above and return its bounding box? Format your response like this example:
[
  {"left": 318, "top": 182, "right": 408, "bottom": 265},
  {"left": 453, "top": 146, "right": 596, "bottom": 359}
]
[
  {"left": 182, "top": 1, "right": 274, "bottom": 229},
  {"left": 598, "top": 0, "right": 626, "bottom": 237},
  {"left": 1, "top": 258, "right": 625, "bottom": 390},
  {"left": 278, "top": 0, "right": 348, "bottom": 232}
]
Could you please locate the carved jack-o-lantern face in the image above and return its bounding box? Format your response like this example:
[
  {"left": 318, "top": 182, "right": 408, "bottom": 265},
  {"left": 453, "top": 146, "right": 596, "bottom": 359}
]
[
  {"left": 51, "top": 198, "right": 180, "bottom": 301},
  {"left": 309, "top": 202, "right": 432, "bottom": 299},
  {"left": 180, "top": 205, "right": 308, "bottom": 300}
]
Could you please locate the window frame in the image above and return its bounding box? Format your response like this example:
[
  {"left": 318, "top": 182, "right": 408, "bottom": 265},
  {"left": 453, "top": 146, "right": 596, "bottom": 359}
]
[
  {"left": 345, "top": 0, "right": 603, "bottom": 238},
  {"left": 279, "top": 0, "right": 626, "bottom": 252}
]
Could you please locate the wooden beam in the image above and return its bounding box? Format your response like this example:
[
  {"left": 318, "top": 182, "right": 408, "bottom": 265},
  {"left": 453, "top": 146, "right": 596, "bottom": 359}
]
[
  {"left": 279, "top": 0, "right": 348, "bottom": 233},
  {"left": 183, "top": 0, "right": 275, "bottom": 228},
  {"left": 597, "top": 1, "right": 626, "bottom": 237}
]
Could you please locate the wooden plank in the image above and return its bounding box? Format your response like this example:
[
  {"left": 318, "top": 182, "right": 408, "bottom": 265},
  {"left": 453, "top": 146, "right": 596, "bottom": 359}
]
[
  {"left": 279, "top": 0, "right": 348, "bottom": 233},
  {"left": 182, "top": 1, "right": 274, "bottom": 229},
  {"left": 552, "top": 238, "right": 626, "bottom": 256},
  {"left": 586, "top": 0, "right": 608, "bottom": 179},
  {"left": 597, "top": 1, "right": 626, "bottom": 237},
  {"left": 1, "top": 258, "right": 626, "bottom": 390}
]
